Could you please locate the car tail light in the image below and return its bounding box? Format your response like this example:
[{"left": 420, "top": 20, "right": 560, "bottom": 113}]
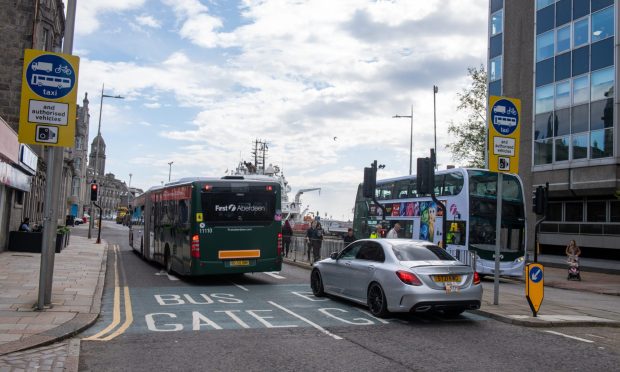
[
  {"left": 396, "top": 270, "right": 422, "bottom": 286},
  {"left": 191, "top": 234, "right": 200, "bottom": 258},
  {"left": 277, "top": 233, "right": 283, "bottom": 256},
  {"left": 473, "top": 272, "right": 481, "bottom": 285}
]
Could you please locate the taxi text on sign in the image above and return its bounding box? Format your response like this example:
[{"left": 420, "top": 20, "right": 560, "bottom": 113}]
[
  {"left": 525, "top": 263, "right": 544, "bottom": 316},
  {"left": 488, "top": 96, "right": 521, "bottom": 173},
  {"left": 18, "top": 49, "right": 80, "bottom": 148}
]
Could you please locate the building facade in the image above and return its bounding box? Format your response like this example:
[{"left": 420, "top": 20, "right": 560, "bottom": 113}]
[
  {"left": 86, "top": 135, "right": 127, "bottom": 218},
  {"left": 490, "top": 0, "right": 619, "bottom": 259}
]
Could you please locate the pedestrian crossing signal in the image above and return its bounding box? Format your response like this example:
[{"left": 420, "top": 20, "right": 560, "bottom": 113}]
[{"left": 90, "top": 183, "right": 98, "bottom": 202}]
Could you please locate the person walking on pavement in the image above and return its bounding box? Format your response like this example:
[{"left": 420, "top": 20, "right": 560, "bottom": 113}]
[
  {"left": 343, "top": 228, "right": 356, "bottom": 245},
  {"left": 565, "top": 239, "right": 581, "bottom": 258},
  {"left": 282, "top": 220, "right": 293, "bottom": 257},
  {"left": 305, "top": 221, "right": 316, "bottom": 262},
  {"left": 19, "top": 217, "right": 32, "bottom": 232},
  {"left": 370, "top": 224, "right": 382, "bottom": 239},
  {"left": 386, "top": 223, "right": 401, "bottom": 239},
  {"left": 311, "top": 222, "right": 324, "bottom": 263}
]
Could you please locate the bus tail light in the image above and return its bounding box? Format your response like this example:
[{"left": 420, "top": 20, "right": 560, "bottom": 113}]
[
  {"left": 266, "top": 185, "right": 273, "bottom": 191},
  {"left": 473, "top": 272, "right": 481, "bottom": 285},
  {"left": 191, "top": 234, "right": 200, "bottom": 258},
  {"left": 277, "top": 233, "right": 283, "bottom": 256},
  {"left": 396, "top": 270, "right": 422, "bottom": 286}
]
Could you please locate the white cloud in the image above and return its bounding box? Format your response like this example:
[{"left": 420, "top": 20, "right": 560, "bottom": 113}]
[
  {"left": 135, "top": 14, "right": 161, "bottom": 28},
  {"left": 143, "top": 102, "right": 160, "bottom": 109},
  {"left": 73, "top": 0, "right": 146, "bottom": 35}
]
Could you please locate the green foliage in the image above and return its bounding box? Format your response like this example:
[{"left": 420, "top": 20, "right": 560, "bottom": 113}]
[
  {"left": 446, "top": 65, "right": 487, "bottom": 168},
  {"left": 57, "top": 226, "right": 70, "bottom": 234}
]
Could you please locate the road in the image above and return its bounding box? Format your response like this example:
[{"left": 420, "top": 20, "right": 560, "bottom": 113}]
[{"left": 73, "top": 222, "right": 620, "bottom": 371}]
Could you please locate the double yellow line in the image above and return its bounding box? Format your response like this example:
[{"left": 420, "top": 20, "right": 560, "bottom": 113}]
[{"left": 84, "top": 245, "right": 133, "bottom": 341}]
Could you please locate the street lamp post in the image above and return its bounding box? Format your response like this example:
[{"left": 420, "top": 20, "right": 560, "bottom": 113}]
[
  {"left": 393, "top": 105, "right": 414, "bottom": 175},
  {"left": 168, "top": 161, "right": 174, "bottom": 182},
  {"left": 127, "top": 173, "right": 132, "bottom": 208},
  {"left": 433, "top": 85, "right": 439, "bottom": 170},
  {"left": 88, "top": 85, "right": 123, "bottom": 240}
]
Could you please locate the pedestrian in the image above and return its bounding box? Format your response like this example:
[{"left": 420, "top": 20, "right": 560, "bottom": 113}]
[
  {"left": 305, "top": 222, "right": 316, "bottom": 262},
  {"left": 565, "top": 239, "right": 581, "bottom": 259},
  {"left": 370, "top": 224, "right": 382, "bottom": 239},
  {"left": 343, "top": 228, "right": 356, "bottom": 245},
  {"left": 19, "top": 218, "right": 32, "bottom": 232},
  {"left": 312, "top": 222, "right": 324, "bottom": 263},
  {"left": 386, "top": 223, "right": 401, "bottom": 239},
  {"left": 282, "top": 220, "right": 293, "bottom": 257}
]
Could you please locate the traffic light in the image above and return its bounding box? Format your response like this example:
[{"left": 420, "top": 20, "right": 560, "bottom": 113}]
[
  {"left": 90, "top": 183, "right": 98, "bottom": 202},
  {"left": 363, "top": 164, "right": 377, "bottom": 198},
  {"left": 416, "top": 157, "right": 433, "bottom": 195},
  {"left": 532, "top": 185, "right": 547, "bottom": 215}
]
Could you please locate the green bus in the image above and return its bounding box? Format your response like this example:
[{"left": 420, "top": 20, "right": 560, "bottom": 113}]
[{"left": 129, "top": 176, "right": 283, "bottom": 275}]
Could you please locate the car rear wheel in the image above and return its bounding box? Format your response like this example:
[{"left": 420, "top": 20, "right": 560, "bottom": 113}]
[
  {"left": 367, "top": 283, "right": 389, "bottom": 318},
  {"left": 310, "top": 269, "right": 325, "bottom": 297}
]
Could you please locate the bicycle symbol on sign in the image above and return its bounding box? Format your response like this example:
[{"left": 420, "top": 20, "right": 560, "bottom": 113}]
[{"left": 54, "top": 65, "right": 72, "bottom": 75}]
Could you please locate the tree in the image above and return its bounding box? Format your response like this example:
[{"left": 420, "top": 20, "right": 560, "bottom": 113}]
[{"left": 446, "top": 65, "right": 487, "bottom": 168}]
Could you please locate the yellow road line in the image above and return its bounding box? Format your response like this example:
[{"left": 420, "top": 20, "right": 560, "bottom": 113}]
[
  {"left": 100, "top": 286, "right": 133, "bottom": 341},
  {"left": 84, "top": 245, "right": 123, "bottom": 341}
]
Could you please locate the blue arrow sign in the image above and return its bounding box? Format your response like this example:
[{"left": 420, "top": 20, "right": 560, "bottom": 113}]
[
  {"left": 529, "top": 266, "right": 543, "bottom": 283},
  {"left": 26, "top": 54, "right": 76, "bottom": 99}
]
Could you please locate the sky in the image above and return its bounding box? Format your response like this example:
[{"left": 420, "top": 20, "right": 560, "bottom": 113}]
[{"left": 67, "top": 0, "right": 488, "bottom": 221}]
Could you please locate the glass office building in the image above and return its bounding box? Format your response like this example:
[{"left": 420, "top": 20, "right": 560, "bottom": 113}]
[{"left": 489, "top": 0, "right": 620, "bottom": 258}]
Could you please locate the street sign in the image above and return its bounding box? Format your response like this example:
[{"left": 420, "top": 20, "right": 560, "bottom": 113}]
[
  {"left": 525, "top": 263, "right": 544, "bottom": 317},
  {"left": 488, "top": 96, "right": 521, "bottom": 173},
  {"left": 18, "top": 49, "right": 80, "bottom": 147}
]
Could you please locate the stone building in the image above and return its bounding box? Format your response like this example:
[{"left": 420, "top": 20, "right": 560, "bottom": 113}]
[{"left": 86, "top": 135, "right": 127, "bottom": 218}]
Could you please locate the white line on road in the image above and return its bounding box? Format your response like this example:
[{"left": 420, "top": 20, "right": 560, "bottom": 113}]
[
  {"left": 268, "top": 301, "right": 343, "bottom": 340},
  {"left": 263, "top": 272, "right": 286, "bottom": 279},
  {"left": 544, "top": 331, "right": 594, "bottom": 343},
  {"left": 357, "top": 309, "right": 390, "bottom": 324},
  {"left": 585, "top": 334, "right": 606, "bottom": 339},
  {"left": 230, "top": 282, "right": 249, "bottom": 291}
]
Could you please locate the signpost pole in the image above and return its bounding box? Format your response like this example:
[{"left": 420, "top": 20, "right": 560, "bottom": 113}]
[
  {"left": 493, "top": 172, "right": 503, "bottom": 305},
  {"left": 36, "top": 0, "right": 77, "bottom": 309}
]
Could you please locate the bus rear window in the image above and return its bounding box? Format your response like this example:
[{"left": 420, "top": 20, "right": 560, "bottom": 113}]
[{"left": 201, "top": 192, "right": 274, "bottom": 224}]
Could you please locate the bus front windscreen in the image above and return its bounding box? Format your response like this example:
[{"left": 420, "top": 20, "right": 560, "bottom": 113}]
[{"left": 201, "top": 192, "right": 275, "bottom": 224}]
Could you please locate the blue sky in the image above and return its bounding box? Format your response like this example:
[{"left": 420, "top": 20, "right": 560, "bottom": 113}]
[{"left": 69, "top": 0, "right": 488, "bottom": 220}]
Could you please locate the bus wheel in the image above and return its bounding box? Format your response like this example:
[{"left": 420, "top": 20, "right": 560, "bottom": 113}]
[
  {"left": 310, "top": 269, "right": 324, "bottom": 297},
  {"left": 165, "top": 248, "right": 173, "bottom": 274}
]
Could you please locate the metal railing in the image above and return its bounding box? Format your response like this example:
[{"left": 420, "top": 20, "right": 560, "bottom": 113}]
[{"left": 285, "top": 237, "right": 477, "bottom": 271}]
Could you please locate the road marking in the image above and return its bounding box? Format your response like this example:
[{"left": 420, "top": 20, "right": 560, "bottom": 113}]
[
  {"left": 230, "top": 282, "right": 249, "bottom": 291},
  {"left": 544, "top": 331, "right": 594, "bottom": 343},
  {"left": 268, "top": 301, "right": 343, "bottom": 340},
  {"left": 357, "top": 309, "right": 390, "bottom": 324},
  {"left": 263, "top": 272, "right": 285, "bottom": 279},
  {"left": 154, "top": 271, "right": 180, "bottom": 281},
  {"left": 100, "top": 286, "right": 134, "bottom": 341},
  {"left": 585, "top": 334, "right": 606, "bottom": 339},
  {"left": 214, "top": 310, "right": 250, "bottom": 328}
]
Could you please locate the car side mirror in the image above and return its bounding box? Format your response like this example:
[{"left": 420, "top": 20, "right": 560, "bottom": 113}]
[{"left": 330, "top": 252, "right": 339, "bottom": 260}]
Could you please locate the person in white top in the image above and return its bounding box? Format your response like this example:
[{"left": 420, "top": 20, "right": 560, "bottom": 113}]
[{"left": 386, "top": 223, "right": 401, "bottom": 239}]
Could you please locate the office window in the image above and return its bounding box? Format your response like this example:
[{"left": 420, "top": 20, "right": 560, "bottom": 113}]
[
  {"left": 547, "top": 202, "right": 563, "bottom": 221},
  {"left": 491, "top": 10, "right": 503, "bottom": 36},
  {"left": 537, "top": 0, "right": 555, "bottom": 10},
  {"left": 555, "top": 80, "right": 570, "bottom": 108},
  {"left": 565, "top": 202, "right": 583, "bottom": 221},
  {"left": 591, "top": 6, "right": 614, "bottom": 42},
  {"left": 590, "top": 98, "right": 613, "bottom": 130},
  {"left": 611, "top": 201, "right": 620, "bottom": 222},
  {"left": 590, "top": 128, "right": 613, "bottom": 158},
  {"left": 555, "top": 52, "right": 571, "bottom": 81},
  {"left": 591, "top": 66, "right": 614, "bottom": 101},
  {"left": 572, "top": 75, "right": 589, "bottom": 104},
  {"left": 555, "top": 136, "right": 570, "bottom": 161},
  {"left": 489, "top": 80, "right": 502, "bottom": 96},
  {"left": 556, "top": 25, "right": 571, "bottom": 53},
  {"left": 537, "top": 5, "right": 556, "bottom": 34},
  {"left": 490, "top": 34, "right": 503, "bottom": 58},
  {"left": 536, "top": 84, "right": 554, "bottom": 114},
  {"left": 535, "top": 112, "right": 554, "bottom": 139},
  {"left": 536, "top": 59, "right": 555, "bottom": 86},
  {"left": 571, "top": 104, "right": 589, "bottom": 133},
  {"left": 555, "top": 0, "right": 571, "bottom": 27},
  {"left": 572, "top": 45, "right": 589, "bottom": 76},
  {"left": 587, "top": 201, "right": 606, "bottom": 222},
  {"left": 591, "top": 0, "right": 614, "bottom": 13},
  {"left": 537, "top": 31, "right": 555, "bottom": 61},
  {"left": 591, "top": 38, "right": 614, "bottom": 71},
  {"left": 490, "top": 56, "right": 502, "bottom": 81},
  {"left": 573, "top": 0, "right": 589, "bottom": 20},
  {"left": 491, "top": 0, "right": 503, "bottom": 13},
  {"left": 572, "top": 133, "right": 588, "bottom": 159},
  {"left": 574, "top": 18, "right": 589, "bottom": 47},
  {"left": 554, "top": 107, "right": 570, "bottom": 136},
  {"left": 534, "top": 139, "right": 553, "bottom": 165}
]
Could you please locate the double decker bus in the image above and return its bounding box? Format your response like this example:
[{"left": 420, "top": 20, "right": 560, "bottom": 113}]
[
  {"left": 352, "top": 168, "right": 526, "bottom": 277},
  {"left": 129, "top": 176, "right": 282, "bottom": 275}
]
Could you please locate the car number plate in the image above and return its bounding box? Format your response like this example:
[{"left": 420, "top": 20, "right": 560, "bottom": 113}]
[
  {"left": 433, "top": 275, "right": 462, "bottom": 282},
  {"left": 230, "top": 260, "right": 250, "bottom": 266},
  {"left": 445, "top": 283, "right": 460, "bottom": 294}
]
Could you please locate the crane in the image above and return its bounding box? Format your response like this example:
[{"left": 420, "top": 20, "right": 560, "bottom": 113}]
[{"left": 293, "top": 188, "right": 321, "bottom": 205}]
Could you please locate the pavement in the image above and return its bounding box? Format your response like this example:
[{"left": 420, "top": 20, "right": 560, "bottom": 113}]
[{"left": 0, "top": 227, "right": 619, "bottom": 363}]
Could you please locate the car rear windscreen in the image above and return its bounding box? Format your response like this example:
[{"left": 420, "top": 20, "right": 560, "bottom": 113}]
[
  {"left": 392, "top": 244, "right": 457, "bottom": 261},
  {"left": 201, "top": 185, "right": 275, "bottom": 224}
]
